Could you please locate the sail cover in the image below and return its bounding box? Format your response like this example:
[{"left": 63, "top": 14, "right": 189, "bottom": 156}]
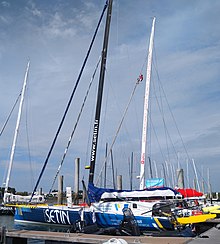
[
  {"left": 88, "top": 183, "right": 181, "bottom": 202},
  {"left": 177, "top": 188, "right": 204, "bottom": 198}
]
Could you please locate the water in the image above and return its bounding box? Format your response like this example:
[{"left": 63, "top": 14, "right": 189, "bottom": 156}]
[
  {"left": 0, "top": 216, "right": 43, "bottom": 243},
  {"left": 0, "top": 215, "right": 14, "bottom": 229},
  {"left": 0, "top": 215, "right": 70, "bottom": 243}
]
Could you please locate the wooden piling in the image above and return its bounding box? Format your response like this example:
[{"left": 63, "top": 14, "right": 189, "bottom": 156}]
[
  {"left": 117, "top": 175, "right": 122, "bottom": 190},
  {"left": 74, "top": 158, "right": 80, "bottom": 204},
  {"left": 58, "top": 175, "right": 63, "bottom": 204}
]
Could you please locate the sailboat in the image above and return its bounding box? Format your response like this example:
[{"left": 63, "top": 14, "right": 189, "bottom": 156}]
[
  {"left": 86, "top": 15, "right": 182, "bottom": 232},
  {"left": 14, "top": 0, "right": 215, "bottom": 234},
  {"left": 0, "top": 61, "right": 45, "bottom": 215},
  {"left": 86, "top": 7, "right": 216, "bottom": 234},
  {"left": 14, "top": 1, "right": 172, "bottom": 231}
]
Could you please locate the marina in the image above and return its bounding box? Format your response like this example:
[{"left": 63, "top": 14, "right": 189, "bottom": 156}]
[{"left": 1, "top": 0, "right": 220, "bottom": 243}]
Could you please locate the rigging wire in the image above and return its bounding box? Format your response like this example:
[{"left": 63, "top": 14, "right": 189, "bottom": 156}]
[
  {"left": 48, "top": 56, "right": 101, "bottom": 194},
  {"left": 152, "top": 44, "right": 208, "bottom": 189},
  {"left": 148, "top": 115, "right": 166, "bottom": 162},
  {"left": 95, "top": 74, "right": 142, "bottom": 185},
  {"left": 1, "top": 91, "right": 22, "bottom": 187},
  {"left": 104, "top": 69, "right": 136, "bottom": 165},
  {"left": 0, "top": 92, "right": 21, "bottom": 137},
  {"left": 30, "top": 1, "right": 109, "bottom": 201},
  {"left": 152, "top": 57, "right": 190, "bottom": 161},
  {"left": 152, "top": 89, "right": 179, "bottom": 161},
  {"left": 104, "top": 57, "right": 149, "bottom": 185},
  {"left": 150, "top": 42, "right": 184, "bottom": 162},
  {"left": 24, "top": 85, "right": 35, "bottom": 189},
  {"left": 94, "top": 48, "right": 149, "bottom": 186}
]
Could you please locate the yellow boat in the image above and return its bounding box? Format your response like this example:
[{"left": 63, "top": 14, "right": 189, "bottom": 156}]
[
  {"left": 203, "top": 205, "right": 220, "bottom": 217},
  {"left": 177, "top": 213, "right": 216, "bottom": 224}
]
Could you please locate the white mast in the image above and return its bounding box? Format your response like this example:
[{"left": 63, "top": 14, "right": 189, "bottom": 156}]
[
  {"left": 186, "top": 158, "right": 189, "bottom": 188},
  {"left": 153, "top": 160, "right": 158, "bottom": 178},
  {"left": 207, "top": 168, "right": 212, "bottom": 198},
  {"left": 192, "top": 158, "right": 201, "bottom": 192},
  {"left": 140, "top": 17, "right": 156, "bottom": 190},
  {"left": 4, "top": 61, "right": 30, "bottom": 193}
]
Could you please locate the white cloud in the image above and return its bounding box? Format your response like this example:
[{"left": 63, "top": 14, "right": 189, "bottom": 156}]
[
  {"left": 0, "top": 15, "right": 10, "bottom": 24},
  {"left": 26, "top": 0, "right": 42, "bottom": 17},
  {"left": 1, "top": 1, "right": 10, "bottom": 7},
  {"left": 43, "top": 12, "right": 77, "bottom": 38}
]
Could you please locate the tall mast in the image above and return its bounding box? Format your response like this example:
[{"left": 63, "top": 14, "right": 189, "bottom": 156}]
[
  {"left": 110, "top": 149, "right": 115, "bottom": 189},
  {"left": 4, "top": 61, "right": 30, "bottom": 193},
  {"left": 207, "top": 168, "right": 212, "bottom": 199},
  {"left": 89, "top": 0, "right": 113, "bottom": 184},
  {"left": 140, "top": 17, "right": 156, "bottom": 190},
  {"left": 130, "top": 152, "right": 133, "bottom": 190},
  {"left": 192, "top": 158, "right": 201, "bottom": 192}
]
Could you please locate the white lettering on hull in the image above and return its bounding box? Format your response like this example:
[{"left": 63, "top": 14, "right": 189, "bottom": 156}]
[{"left": 44, "top": 209, "right": 71, "bottom": 225}]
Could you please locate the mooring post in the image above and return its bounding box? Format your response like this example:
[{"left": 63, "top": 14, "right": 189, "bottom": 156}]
[
  {"left": 74, "top": 158, "right": 80, "bottom": 204},
  {"left": 117, "top": 175, "right": 122, "bottom": 190},
  {"left": 58, "top": 175, "right": 63, "bottom": 204},
  {"left": 0, "top": 226, "right": 6, "bottom": 244}
]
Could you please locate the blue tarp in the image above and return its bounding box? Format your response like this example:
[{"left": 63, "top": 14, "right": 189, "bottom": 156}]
[{"left": 87, "top": 183, "right": 179, "bottom": 203}]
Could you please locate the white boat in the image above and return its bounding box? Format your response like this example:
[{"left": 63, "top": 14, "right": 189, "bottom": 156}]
[
  {"left": 86, "top": 10, "right": 216, "bottom": 234},
  {"left": 86, "top": 14, "right": 182, "bottom": 233}
]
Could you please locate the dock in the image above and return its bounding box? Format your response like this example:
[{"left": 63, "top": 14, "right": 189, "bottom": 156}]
[
  {"left": 188, "top": 224, "right": 220, "bottom": 244},
  {"left": 1, "top": 225, "right": 220, "bottom": 244},
  {"left": 0, "top": 227, "right": 193, "bottom": 244}
]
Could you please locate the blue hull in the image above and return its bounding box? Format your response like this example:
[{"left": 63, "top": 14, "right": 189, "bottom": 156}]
[
  {"left": 15, "top": 205, "right": 174, "bottom": 232},
  {"left": 14, "top": 205, "right": 93, "bottom": 226},
  {"left": 95, "top": 212, "right": 174, "bottom": 231}
]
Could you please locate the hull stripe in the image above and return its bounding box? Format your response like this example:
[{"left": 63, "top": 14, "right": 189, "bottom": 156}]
[{"left": 154, "top": 217, "right": 165, "bottom": 230}]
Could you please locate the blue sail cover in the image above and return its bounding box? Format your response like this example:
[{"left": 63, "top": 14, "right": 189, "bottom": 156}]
[{"left": 88, "top": 183, "right": 181, "bottom": 203}]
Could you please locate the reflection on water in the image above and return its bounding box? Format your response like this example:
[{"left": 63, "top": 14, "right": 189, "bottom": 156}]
[
  {"left": 0, "top": 215, "right": 71, "bottom": 232},
  {"left": 0, "top": 215, "right": 45, "bottom": 243},
  {"left": 14, "top": 222, "right": 71, "bottom": 232},
  {"left": 0, "top": 215, "right": 14, "bottom": 229},
  {"left": 0, "top": 215, "right": 72, "bottom": 244}
]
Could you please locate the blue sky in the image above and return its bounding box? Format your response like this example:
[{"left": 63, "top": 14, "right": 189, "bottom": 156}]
[{"left": 0, "top": 0, "right": 220, "bottom": 193}]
